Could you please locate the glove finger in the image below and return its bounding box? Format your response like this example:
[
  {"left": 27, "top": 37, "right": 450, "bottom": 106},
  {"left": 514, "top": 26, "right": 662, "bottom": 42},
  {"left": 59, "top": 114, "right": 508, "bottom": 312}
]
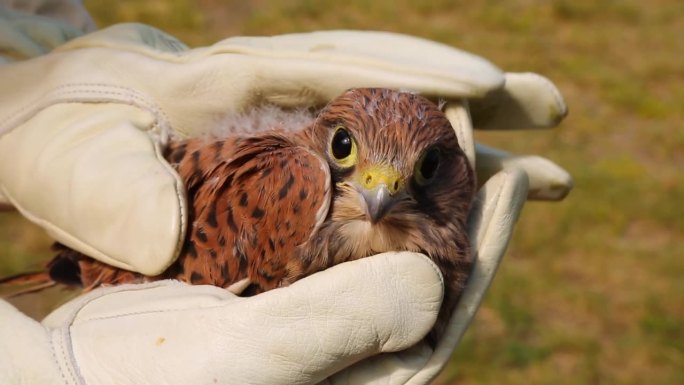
[
  {"left": 52, "top": 25, "right": 504, "bottom": 138},
  {"left": 405, "top": 168, "right": 529, "bottom": 385},
  {"left": 175, "top": 29, "right": 504, "bottom": 137},
  {"left": 470, "top": 72, "right": 568, "bottom": 130},
  {"left": 0, "top": 103, "right": 185, "bottom": 275},
  {"left": 444, "top": 100, "right": 475, "bottom": 170},
  {"left": 475, "top": 143, "right": 573, "bottom": 201},
  {"left": 208, "top": 30, "right": 504, "bottom": 100},
  {"left": 226, "top": 251, "right": 443, "bottom": 384}
]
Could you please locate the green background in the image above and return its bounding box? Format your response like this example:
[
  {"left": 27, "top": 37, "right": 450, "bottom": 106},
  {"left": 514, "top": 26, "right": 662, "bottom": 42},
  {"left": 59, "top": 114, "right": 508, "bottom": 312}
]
[{"left": 1, "top": 1, "right": 682, "bottom": 383}]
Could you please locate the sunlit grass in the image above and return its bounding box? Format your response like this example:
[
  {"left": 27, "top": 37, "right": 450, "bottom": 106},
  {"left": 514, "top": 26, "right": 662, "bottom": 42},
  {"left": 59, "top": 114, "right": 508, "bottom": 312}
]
[{"left": 1, "top": 0, "right": 682, "bottom": 383}]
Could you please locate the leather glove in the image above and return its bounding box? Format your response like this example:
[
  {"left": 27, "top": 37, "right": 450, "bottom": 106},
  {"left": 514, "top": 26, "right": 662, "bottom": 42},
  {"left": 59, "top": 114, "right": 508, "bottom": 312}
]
[{"left": 0, "top": 20, "right": 568, "bottom": 276}]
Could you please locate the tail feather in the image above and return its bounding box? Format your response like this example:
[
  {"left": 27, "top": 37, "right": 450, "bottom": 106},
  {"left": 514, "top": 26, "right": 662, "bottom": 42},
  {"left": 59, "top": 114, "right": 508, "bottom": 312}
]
[
  {"left": 0, "top": 271, "right": 57, "bottom": 298},
  {"left": 0, "top": 271, "right": 51, "bottom": 285}
]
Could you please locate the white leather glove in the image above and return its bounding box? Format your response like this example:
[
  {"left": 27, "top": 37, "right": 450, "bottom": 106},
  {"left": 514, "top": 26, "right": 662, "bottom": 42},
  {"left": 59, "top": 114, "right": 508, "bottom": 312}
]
[{"left": 0, "top": 20, "right": 568, "bottom": 276}]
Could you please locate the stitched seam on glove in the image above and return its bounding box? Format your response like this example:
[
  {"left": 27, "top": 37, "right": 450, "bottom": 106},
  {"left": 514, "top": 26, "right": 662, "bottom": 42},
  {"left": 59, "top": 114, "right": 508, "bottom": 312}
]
[
  {"left": 408, "top": 253, "right": 445, "bottom": 293},
  {"left": 57, "top": 281, "right": 233, "bottom": 323},
  {"left": 48, "top": 329, "right": 84, "bottom": 385},
  {"left": 46, "top": 283, "right": 98, "bottom": 385},
  {"left": 1, "top": 83, "right": 168, "bottom": 139}
]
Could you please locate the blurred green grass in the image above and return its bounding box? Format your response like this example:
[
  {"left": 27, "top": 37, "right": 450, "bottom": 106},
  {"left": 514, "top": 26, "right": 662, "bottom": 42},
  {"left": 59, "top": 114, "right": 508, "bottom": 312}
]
[{"left": 2, "top": 0, "right": 683, "bottom": 383}]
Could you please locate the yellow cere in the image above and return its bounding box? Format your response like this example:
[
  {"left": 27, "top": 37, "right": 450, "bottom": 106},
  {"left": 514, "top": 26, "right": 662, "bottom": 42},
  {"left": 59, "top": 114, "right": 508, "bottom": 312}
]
[{"left": 358, "top": 165, "right": 403, "bottom": 195}]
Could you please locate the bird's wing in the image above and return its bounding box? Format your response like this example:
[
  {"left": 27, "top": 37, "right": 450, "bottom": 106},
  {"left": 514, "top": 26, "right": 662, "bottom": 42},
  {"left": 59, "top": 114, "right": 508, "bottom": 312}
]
[{"left": 172, "top": 134, "right": 331, "bottom": 293}]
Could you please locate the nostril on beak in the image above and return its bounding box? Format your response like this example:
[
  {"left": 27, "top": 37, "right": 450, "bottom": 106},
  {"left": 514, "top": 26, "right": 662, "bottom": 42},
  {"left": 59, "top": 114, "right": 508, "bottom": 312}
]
[{"left": 359, "top": 167, "right": 402, "bottom": 196}]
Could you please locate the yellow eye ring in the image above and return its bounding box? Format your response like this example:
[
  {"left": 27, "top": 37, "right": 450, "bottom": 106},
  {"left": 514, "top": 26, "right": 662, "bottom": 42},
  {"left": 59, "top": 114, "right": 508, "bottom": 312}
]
[
  {"left": 330, "top": 126, "right": 358, "bottom": 168},
  {"left": 414, "top": 147, "right": 441, "bottom": 185}
]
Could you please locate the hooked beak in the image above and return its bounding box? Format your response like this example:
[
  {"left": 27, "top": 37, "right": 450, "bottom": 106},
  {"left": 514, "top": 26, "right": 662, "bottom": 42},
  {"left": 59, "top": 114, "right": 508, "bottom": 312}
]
[{"left": 356, "top": 165, "right": 403, "bottom": 223}]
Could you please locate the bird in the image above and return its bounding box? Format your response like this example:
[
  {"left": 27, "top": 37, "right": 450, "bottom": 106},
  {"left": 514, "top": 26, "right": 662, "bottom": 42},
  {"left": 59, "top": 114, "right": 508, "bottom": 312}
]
[{"left": 1, "top": 88, "right": 475, "bottom": 345}]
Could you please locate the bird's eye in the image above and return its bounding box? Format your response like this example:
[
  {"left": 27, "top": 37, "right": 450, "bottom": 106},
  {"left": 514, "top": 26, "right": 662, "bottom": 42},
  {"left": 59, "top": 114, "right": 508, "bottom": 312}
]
[
  {"left": 331, "top": 128, "right": 352, "bottom": 158},
  {"left": 414, "top": 147, "right": 441, "bottom": 185},
  {"left": 330, "top": 127, "right": 357, "bottom": 168}
]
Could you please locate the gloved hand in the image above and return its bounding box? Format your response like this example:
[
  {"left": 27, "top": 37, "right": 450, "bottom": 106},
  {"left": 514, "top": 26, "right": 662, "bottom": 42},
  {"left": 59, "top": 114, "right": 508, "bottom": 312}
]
[
  {"left": 0, "top": 21, "right": 568, "bottom": 276},
  {"left": 0, "top": 252, "right": 443, "bottom": 385}
]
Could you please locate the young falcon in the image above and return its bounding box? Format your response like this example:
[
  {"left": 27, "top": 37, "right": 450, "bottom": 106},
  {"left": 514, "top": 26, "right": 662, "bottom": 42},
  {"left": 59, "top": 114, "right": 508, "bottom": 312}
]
[{"left": 3, "top": 88, "right": 475, "bottom": 345}]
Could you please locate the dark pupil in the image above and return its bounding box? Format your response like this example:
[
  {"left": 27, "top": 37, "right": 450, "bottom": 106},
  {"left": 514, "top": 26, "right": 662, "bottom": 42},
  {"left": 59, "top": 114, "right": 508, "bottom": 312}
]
[
  {"left": 332, "top": 129, "right": 352, "bottom": 159},
  {"left": 421, "top": 149, "right": 440, "bottom": 180}
]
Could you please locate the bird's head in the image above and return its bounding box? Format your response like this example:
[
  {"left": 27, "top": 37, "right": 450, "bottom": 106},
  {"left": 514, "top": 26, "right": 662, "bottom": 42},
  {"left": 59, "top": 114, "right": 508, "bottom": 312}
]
[{"left": 305, "top": 88, "right": 475, "bottom": 259}]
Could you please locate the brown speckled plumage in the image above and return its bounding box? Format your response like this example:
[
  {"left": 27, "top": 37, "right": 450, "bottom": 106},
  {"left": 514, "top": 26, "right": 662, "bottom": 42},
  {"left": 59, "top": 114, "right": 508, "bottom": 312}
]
[{"left": 3, "top": 88, "right": 475, "bottom": 344}]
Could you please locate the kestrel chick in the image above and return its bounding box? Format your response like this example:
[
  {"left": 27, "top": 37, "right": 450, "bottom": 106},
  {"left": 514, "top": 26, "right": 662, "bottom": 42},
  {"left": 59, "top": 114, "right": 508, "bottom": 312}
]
[{"left": 4, "top": 88, "right": 476, "bottom": 344}]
